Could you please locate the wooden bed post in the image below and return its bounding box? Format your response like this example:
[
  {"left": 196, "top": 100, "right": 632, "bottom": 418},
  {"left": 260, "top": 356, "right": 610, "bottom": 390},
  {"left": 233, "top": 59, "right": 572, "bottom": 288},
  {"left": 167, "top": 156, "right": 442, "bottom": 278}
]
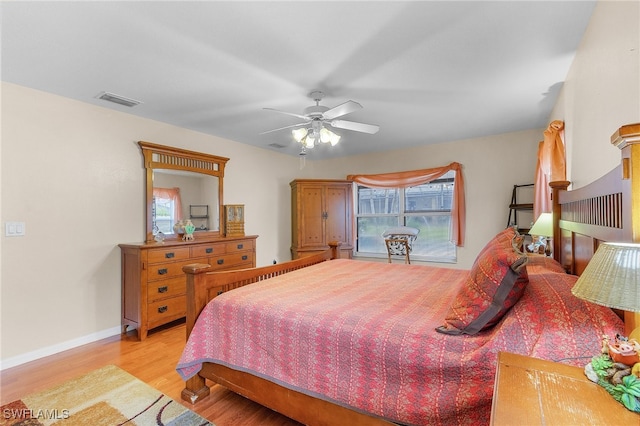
[
  {"left": 611, "top": 123, "right": 640, "bottom": 334},
  {"left": 611, "top": 123, "right": 640, "bottom": 242},
  {"left": 181, "top": 263, "right": 214, "bottom": 403},
  {"left": 549, "top": 180, "right": 570, "bottom": 262},
  {"left": 328, "top": 241, "right": 341, "bottom": 259}
]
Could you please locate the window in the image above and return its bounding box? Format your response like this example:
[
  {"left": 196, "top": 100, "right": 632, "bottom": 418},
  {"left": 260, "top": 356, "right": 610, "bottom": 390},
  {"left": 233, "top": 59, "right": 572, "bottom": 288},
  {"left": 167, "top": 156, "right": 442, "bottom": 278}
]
[
  {"left": 152, "top": 187, "right": 183, "bottom": 234},
  {"left": 153, "top": 195, "right": 176, "bottom": 234},
  {"left": 355, "top": 171, "right": 456, "bottom": 262}
]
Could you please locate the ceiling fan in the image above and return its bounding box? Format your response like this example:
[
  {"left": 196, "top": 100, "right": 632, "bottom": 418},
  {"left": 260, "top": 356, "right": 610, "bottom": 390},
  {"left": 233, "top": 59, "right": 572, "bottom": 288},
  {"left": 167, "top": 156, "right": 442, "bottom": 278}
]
[{"left": 261, "top": 91, "right": 379, "bottom": 149}]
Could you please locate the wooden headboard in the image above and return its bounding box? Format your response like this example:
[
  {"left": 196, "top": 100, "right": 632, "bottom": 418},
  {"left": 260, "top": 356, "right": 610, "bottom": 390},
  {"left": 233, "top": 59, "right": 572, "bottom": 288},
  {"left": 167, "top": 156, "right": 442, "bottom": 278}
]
[{"left": 551, "top": 123, "right": 640, "bottom": 334}]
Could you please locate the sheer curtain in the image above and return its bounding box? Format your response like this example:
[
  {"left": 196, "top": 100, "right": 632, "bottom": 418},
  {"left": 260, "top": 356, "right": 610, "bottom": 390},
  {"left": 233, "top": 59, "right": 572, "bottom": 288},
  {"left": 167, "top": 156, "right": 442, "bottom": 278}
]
[
  {"left": 534, "top": 120, "right": 565, "bottom": 220},
  {"left": 347, "top": 162, "right": 465, "bottom": 246}
]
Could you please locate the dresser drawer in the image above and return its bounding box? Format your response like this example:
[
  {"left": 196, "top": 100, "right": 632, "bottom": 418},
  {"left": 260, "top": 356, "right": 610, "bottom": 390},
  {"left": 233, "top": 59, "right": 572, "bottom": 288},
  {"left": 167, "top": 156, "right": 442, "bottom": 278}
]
[
  {"left": 147, "top": 247, "right": 190, "bottom": 264},
  {"left": 191, "top": 244, "right": 224, "bottom": 258},
  {"left": 226, "top": 239, "right": 254, "bottom": 253},
  {"left": 147, "top": 259, "right": 201, "bottom": 281},
  {"left": 210, "top": 252, "right": 253, "bottom": 269},
  {"left": 147, "top": 295, "right": 186, "bottom": 329},
  {"left": 146, "top": 276, "right": 186, "bottom": 302}
]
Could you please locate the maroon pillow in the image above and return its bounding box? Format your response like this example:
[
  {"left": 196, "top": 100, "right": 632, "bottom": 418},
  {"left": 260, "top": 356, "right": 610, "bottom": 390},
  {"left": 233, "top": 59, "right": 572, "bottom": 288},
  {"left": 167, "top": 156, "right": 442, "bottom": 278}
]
[{"left": 436, "top": 228, "right": 529, "bottom": 335}]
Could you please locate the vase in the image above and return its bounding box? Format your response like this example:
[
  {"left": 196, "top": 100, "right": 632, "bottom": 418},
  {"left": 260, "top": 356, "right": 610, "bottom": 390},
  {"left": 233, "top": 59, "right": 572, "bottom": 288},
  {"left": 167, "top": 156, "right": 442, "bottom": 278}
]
[{"left": 173, "top": 220, "right": 185, "bottom": 237}]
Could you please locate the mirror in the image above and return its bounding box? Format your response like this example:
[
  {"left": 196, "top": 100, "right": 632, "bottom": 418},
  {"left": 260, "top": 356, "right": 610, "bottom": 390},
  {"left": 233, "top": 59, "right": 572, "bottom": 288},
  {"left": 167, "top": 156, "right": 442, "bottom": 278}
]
[
  {"left": 139, "top": 141, "right": 228, "bottom": 243},
  {"left": 153, "top": 169, "right": 219, "bottom": 234}
]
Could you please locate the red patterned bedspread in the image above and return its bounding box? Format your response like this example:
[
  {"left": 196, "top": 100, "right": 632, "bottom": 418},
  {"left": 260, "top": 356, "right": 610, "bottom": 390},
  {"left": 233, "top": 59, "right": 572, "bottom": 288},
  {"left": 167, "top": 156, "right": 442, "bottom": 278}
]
[{"left": 176, "top": 259, "right": 623, "bottom": 425}]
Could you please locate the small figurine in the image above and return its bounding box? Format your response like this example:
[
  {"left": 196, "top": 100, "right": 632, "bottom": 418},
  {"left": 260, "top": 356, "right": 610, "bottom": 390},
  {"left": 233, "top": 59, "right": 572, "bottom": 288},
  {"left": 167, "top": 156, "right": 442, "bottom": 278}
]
[
  {"left": 154, "top": 231, "right": 165, "bottom": 243},
  {"left": 608, "top": 334, "right": 640, "bottom": 366},
  {"left": 183, "top": 220, "right": 196, "bottom": 241}
]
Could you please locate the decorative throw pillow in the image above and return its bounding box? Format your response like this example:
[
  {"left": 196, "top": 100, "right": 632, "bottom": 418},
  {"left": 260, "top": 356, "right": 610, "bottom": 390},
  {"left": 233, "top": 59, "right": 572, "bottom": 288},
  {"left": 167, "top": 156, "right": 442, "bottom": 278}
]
[{"left": 436, "top": 228, "right": 529, "bottom": 335}]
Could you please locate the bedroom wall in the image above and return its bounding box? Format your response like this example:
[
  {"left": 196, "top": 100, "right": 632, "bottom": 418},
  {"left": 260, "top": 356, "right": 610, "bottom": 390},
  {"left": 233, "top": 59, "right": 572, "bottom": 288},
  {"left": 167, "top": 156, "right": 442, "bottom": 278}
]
[{"left": 550, "top": 0, "right": 639, "bottom": 188}]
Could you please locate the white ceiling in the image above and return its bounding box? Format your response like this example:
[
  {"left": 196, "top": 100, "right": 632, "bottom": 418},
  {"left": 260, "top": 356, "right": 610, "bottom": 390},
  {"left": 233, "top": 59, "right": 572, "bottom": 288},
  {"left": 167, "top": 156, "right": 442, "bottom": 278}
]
[{"left": 1, "top": 1, "right": 596, "bottom": 159}]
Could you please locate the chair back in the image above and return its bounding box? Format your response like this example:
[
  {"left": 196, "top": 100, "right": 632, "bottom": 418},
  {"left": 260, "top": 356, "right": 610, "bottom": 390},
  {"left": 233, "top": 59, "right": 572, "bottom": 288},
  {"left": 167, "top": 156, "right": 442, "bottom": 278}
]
[{"left": 383, "top": 226, "right": 420, "bottom": 263}]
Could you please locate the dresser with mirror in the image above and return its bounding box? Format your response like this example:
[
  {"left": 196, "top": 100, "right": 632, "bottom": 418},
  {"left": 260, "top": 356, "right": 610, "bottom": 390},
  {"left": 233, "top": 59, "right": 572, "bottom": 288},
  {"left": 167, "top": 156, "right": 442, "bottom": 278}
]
[{"left": 119, "top": 142, "right": 257, "bottom": 340}]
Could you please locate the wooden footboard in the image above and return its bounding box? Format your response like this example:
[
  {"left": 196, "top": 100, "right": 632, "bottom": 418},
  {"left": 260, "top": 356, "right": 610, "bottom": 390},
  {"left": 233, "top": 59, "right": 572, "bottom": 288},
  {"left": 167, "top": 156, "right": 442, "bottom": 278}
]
[{"left": 180, "top": 242, "right": 340, "bottom": 405}]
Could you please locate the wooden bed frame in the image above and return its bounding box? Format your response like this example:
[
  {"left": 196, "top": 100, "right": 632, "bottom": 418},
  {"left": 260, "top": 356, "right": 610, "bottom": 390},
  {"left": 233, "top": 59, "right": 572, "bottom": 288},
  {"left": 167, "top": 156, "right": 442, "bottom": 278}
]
[
  {"left": 180, "top": 122, "right": 639, "bottom": 425},
  {"left": 550, "top": 123, "right": 640, "bottom": 335}
]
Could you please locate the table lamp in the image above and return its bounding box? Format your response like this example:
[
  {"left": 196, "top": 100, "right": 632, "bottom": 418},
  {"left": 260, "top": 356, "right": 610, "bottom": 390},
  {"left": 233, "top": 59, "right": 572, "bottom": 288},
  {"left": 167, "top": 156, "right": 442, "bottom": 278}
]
[
  {"left": 529, "top": 212, "right": 553, "bottom": 256},
  {"left": 571, "top": 242, "right": 640, "bottom": 339}
]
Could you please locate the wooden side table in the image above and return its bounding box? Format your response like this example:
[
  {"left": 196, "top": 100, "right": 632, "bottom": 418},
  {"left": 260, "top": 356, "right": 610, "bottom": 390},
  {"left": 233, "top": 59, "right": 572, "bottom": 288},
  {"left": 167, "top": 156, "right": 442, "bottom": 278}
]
[{"left": 490, "top": 351, "right": 639, "bottom": 425}]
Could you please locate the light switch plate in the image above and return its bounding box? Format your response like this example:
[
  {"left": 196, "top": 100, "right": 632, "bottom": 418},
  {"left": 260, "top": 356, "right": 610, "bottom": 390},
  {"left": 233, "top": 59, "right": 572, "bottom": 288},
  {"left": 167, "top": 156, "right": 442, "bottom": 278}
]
[{"left": 5, "top": 222, "right": 26, "bottom": 237}]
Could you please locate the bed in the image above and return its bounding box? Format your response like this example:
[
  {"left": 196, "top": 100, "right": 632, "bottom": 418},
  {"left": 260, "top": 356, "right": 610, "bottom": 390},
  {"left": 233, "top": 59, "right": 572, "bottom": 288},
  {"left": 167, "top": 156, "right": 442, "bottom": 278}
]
[{"left": 177, "top": 123, "right": 639, "bottom": 425}]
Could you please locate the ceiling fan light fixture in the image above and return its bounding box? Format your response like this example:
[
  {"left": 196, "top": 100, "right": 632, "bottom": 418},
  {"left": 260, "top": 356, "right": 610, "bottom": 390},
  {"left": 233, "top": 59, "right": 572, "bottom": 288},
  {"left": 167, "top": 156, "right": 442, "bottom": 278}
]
[
  {"left": 266, "top": 91, "right": 372, "bottom": 153},
  {"left": 304, "top": 134, "right": 316, "bottom": 149},
  {"left": 292, "top": 128, "right": 308, "bottom": 143},
  {"left": 320, "top": 127, "right": 331, "bottom": 143},
  {"left": 319, "top": 127, "right": 341, "bottom": 145}
]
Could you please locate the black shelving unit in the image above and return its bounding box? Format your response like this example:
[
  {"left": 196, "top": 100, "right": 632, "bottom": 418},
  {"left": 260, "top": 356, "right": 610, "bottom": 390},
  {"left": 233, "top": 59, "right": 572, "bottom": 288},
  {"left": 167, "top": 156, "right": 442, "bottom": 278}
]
[
  {"left": 507, "top": 184, "right": 534, "bottom": 233},
  {"left": 189, "top": 205, "right": 209, "bottom": 231}
]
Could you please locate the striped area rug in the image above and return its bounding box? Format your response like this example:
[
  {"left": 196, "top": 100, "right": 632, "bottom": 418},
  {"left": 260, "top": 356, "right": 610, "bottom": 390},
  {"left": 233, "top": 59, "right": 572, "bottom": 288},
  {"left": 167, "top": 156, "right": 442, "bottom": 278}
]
[{"left": 1, "top": 365, "right": 212, "bottom": 425}]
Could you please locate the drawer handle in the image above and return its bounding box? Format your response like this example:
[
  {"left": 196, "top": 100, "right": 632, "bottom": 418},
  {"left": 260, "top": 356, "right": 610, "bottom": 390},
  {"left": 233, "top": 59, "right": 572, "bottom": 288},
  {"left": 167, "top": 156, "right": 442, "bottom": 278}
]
[
  {"left": 242, "top": 255, "right": 248, "bottom": 261},
  {"left": 217, "top": 290, "right": 224, "bottom": 296},
  {"left": 237, "top": 244, "right": 244, "bottom": 249},
  {"left": 158, "top": 306, "right": 168, "bottom": 314},
  {"left": 206, "top": 248, "right": 213, "bottom": 253},
  {"left": 217, "top": 259, "right": 224, "bottom": 265},
  {"left": 158, "top": 268, "right": 168, "bottom": 275},
  {"left": 165, "top": 252, "right": 175, "bottom": 259},
  {"left": 158, "top": 286, "right": 168, "bottom": 293}
]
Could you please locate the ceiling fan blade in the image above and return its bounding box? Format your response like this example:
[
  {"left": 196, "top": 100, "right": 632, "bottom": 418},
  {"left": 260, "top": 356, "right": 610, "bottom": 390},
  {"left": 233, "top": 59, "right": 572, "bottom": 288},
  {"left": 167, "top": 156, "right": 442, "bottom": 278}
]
[
  {"left": 263, "top": 107, "right": 310, "bottom": 121},
  {"left": 322, "top": 100, "right": 362, "bottom": 120},
  {"left": 260, "top": 123, "right": 306, "bottom": 135},
  {"left": 330, "top": 120, "right": 380, "bottom": 134}
]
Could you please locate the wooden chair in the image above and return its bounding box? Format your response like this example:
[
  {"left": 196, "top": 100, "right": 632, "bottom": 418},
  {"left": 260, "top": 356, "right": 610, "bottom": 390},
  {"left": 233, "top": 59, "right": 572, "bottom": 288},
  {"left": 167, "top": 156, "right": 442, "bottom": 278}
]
[{"left": 383, "top": 226, "right": 419, "bottom": 264}]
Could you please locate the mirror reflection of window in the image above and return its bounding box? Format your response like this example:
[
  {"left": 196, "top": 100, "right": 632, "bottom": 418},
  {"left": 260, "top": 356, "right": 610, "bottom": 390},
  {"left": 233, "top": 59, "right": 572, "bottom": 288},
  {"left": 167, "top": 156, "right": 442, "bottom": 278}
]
[{"left": 153, "top": 187, "right": 183, "bottom": 234}]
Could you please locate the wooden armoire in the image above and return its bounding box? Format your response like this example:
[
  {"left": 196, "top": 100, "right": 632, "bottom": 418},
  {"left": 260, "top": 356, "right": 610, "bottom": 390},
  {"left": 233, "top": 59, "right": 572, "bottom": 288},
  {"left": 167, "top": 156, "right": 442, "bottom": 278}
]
[{"left": 290, "top": 179, "right": 353, "bottom": 259}]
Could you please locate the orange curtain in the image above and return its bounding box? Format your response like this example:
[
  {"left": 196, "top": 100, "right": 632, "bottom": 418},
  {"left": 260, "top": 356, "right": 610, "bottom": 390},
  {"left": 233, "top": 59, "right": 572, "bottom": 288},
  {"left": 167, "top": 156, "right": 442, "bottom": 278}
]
[
  {"left": 347, "top": 162, "right": 465, "bottom": 246},
  {"left": 153, "top": 187, "right": 184, "bottom": 221},
  {"left": 534, "top": 120, "right": 565, "bottom": 220}
]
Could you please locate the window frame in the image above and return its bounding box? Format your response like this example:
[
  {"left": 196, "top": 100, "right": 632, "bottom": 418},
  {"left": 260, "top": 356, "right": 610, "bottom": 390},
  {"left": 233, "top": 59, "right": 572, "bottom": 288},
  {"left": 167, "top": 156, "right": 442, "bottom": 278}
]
[
  {"left": 152, "top": 195, "right": 177, "bottom": 235},
  {"left": 353, "top": 174, "right": 457, "bottom": 263}
]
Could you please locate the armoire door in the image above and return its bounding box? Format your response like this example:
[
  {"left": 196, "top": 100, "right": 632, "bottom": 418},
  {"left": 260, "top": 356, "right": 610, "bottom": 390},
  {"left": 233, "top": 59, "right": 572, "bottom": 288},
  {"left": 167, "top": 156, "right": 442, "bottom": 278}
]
[
  {"left": 300, "top": 184, "right": 325, "bottom": 248},
  {"left": 325, "top": 185, "right": 351, "bottom": 247}
]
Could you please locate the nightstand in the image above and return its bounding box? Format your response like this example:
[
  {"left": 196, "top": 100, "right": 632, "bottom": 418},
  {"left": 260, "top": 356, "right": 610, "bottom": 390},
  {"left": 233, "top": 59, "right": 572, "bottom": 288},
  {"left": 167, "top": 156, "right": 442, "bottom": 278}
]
[{"left": 490, "top": 351, "right": 639, "bottom": 425}]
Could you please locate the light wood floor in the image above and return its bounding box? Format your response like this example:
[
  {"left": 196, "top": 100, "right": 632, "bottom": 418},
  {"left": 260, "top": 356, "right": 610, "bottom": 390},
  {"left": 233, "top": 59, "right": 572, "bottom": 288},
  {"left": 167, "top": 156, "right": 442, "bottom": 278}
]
[{"left": 0, "top": 321, "right": 302, "bottom": 426}]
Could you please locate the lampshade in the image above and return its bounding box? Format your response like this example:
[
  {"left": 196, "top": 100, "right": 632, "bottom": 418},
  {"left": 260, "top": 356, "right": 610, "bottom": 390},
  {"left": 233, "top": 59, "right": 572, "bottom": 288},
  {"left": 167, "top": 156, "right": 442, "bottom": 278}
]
[
  {"left": 304, "top": 135, "right": 315, "bottom": 149},
  {"left": 571, "top": 242, "right": 640, "bottom": 312},
  {"left": 292, "top": 128, "right": 308, "bottom": 142},
  {"left": 529, "top": 213, "right": 553, "bottom": 237}
]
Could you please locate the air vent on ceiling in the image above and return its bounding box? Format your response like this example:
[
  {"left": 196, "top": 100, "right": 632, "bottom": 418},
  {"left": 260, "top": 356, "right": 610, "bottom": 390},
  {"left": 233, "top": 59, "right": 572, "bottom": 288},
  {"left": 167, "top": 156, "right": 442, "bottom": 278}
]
[
  {"left": 269, "top": 143, "right": 287, "bottom": 149},
  {"left": 96, "top": 91, "right": 142, "bottom": 107}
]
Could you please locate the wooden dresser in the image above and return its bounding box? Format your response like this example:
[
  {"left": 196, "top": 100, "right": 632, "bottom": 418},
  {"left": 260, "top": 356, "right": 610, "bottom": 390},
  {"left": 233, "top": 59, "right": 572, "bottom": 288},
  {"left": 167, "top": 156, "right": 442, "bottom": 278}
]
[
  {"left": 119, "top": 235, "right": 257, "bottom": 340},
  {"left": 290, "top": 179, "right": 353, "bottom": 259}
]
